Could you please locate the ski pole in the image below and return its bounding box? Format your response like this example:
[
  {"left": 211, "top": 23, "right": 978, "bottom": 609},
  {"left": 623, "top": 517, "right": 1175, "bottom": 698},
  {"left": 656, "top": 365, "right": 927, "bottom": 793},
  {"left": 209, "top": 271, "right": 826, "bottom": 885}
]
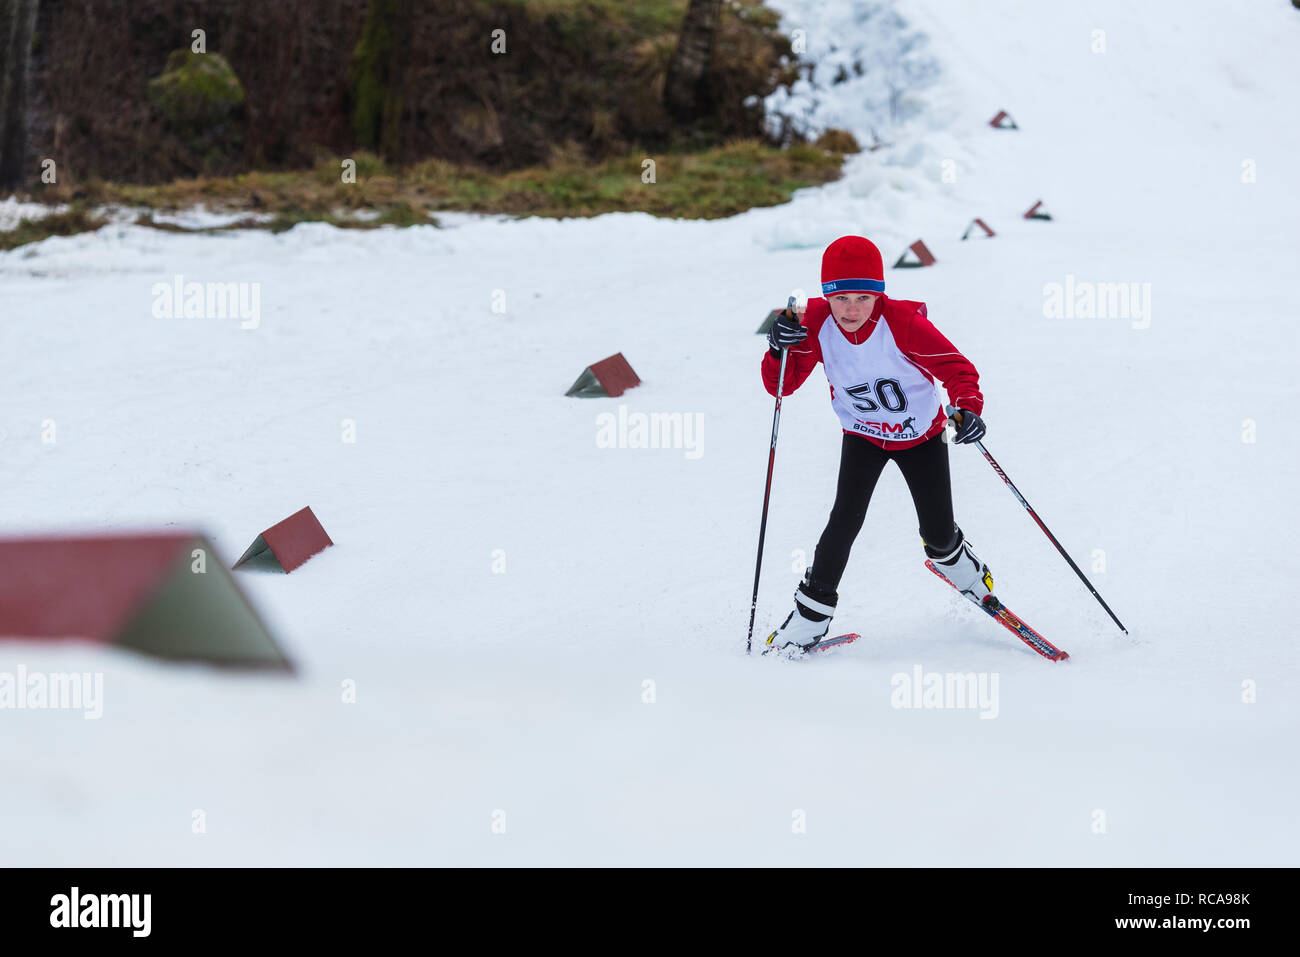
[
  {"left": 948, "top": 406, "right": 1129, "bottom": 635},
  {"left": 747, "top": 297, "right": 795, "bottom": 654}
]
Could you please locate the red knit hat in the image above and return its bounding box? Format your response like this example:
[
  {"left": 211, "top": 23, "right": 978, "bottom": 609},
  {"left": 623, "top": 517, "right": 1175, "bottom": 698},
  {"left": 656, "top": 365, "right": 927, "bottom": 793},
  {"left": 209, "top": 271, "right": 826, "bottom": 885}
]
[{"left": 821, "top": 236, "right": 885, "bottom": 296}]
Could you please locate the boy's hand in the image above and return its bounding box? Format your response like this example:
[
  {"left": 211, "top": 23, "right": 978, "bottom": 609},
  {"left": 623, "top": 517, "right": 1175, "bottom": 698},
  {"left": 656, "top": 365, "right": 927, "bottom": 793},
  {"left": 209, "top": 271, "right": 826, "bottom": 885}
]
[
  {"left": 949, "top": 408, "right": 987, "bottom": 444},
  {"left": 767, "top": 299, "right": 808, "bottom": 355}
]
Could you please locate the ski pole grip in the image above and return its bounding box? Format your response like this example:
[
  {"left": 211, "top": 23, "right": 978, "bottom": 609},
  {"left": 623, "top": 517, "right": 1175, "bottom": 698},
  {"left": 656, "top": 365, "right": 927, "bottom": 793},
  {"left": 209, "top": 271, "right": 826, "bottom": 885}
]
[{"left": 945, "top": 404, "right": 962, "bottom": 428}]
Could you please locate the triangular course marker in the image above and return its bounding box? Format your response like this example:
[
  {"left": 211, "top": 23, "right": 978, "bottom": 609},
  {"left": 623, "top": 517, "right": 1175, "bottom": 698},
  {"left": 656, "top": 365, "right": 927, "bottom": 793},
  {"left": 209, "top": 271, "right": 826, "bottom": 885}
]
[
  {"left": 234, "top": 506, "right": 333, "bottom": 573},
  {"left": 1024, "top": 200, "right": 1053, "bottom": 220},
  {"left": 989, "top": 110, "right": 1019, "bottom": 130},
  {"left": 961, "top": 218, "right": 996, "bottom": 240},
  {"left": 893, "top": 240, "right": 937, "bottom": 268},
  {"left": 0, "top": 532, "right": 292, "bottom": 669},
  {"left": 565, "top": 352, "right": 641, "bottom": 398},
  {"left": 756, "top": 308, "right": 784, "bottom": 335}
]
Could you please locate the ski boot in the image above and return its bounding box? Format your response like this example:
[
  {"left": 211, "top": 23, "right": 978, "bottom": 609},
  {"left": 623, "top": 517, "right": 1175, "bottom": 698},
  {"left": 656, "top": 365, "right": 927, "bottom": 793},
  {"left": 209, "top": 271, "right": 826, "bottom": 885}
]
[
  {"left": 763, "top": 570, "right": 838, "bottom": 658},
  {"left": 924, "top": 525, "right": 995, "bottom": 604}
]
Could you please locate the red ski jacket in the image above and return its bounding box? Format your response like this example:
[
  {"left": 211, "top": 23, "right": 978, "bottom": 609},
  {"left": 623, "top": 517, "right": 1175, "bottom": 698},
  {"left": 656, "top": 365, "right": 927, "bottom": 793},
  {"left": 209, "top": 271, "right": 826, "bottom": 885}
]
[{"left": 761, "top": 295, "right": 983, "bottom": 451}]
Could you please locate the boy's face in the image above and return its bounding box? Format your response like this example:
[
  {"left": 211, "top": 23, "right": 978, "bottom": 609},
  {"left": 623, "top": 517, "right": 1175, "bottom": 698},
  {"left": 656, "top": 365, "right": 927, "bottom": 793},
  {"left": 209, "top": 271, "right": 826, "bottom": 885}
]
[{"left": 828, "top": 293, "right": 879, "bottom": 333}]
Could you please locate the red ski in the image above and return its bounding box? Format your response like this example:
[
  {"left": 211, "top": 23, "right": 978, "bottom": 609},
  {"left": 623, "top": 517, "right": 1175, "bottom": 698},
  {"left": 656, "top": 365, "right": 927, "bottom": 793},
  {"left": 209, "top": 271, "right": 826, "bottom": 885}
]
[
  {"left": 806, "top": 632, "right": 859, "bottom": 655},
  {"left": 763, "top": 632, "right": 860, "bottom": 659},
  {"left": 925, "top": 560, "right": 1069, "bottom": 662}
]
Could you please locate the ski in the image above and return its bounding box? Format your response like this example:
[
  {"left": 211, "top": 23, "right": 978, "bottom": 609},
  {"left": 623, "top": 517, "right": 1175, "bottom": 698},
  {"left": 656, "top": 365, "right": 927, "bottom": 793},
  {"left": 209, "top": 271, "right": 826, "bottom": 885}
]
[
  {"left": 762, "top": 632, "right": 860, "bottom": 659},
  {"left": 806, "top": 632, "right": 859, "bottom": 654},
  {"left": 924, "top": 560, "right": 1069, "bottom": 662}
]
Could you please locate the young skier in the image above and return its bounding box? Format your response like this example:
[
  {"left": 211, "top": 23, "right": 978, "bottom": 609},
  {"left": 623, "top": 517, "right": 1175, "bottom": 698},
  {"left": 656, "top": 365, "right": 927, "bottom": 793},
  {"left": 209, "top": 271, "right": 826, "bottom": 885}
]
[{"left": 762, "top": 235, "right": 993, "bottom": 655}]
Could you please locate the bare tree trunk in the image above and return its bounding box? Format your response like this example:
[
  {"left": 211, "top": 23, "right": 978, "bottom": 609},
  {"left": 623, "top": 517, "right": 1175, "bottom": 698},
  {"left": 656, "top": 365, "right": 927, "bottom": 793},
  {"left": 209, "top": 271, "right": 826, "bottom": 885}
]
[
  {"left": 663, "top": 0, "right": 723, "bottom": 121},
  {"left": 0, "top": 0, "right": 40, "bottom": 190}
]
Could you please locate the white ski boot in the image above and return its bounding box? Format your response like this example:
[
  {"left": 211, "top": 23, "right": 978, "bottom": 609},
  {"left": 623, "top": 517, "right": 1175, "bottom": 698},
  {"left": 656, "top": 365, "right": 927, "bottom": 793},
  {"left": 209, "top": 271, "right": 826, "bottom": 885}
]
[
  {"left": 925, "top": 526, "right": 995, "bottom": 603},
  {"left": 763, "top": 571, "right": 838, "bottom": 657}
]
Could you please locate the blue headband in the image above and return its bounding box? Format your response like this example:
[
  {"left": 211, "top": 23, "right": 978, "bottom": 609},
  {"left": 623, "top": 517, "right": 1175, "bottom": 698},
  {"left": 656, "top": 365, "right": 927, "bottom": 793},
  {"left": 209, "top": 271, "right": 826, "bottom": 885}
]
[{"left": 822, "top": 278, "right": 885, "bottom": 295}]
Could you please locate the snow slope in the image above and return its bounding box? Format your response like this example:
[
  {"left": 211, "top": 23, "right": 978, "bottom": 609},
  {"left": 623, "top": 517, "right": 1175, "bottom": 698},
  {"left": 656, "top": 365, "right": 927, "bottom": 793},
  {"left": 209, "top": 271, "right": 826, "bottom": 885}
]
[{"left": 1, "top": 0, "right": 1297, "bottom": 865}]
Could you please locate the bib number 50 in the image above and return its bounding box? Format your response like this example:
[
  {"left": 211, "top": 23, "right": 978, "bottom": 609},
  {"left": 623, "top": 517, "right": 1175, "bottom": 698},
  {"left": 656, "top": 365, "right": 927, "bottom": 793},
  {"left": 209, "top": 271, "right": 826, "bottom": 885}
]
[{"left": 845, "top": 378, "right": 907, "bottom": 413}]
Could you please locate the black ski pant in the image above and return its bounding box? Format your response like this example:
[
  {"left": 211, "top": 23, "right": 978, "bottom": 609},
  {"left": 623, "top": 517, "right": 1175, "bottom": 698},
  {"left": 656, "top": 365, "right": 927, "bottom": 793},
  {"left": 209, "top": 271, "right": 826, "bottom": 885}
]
[{"left": 810, "top": 431, "right": 957, "bottom": 592}]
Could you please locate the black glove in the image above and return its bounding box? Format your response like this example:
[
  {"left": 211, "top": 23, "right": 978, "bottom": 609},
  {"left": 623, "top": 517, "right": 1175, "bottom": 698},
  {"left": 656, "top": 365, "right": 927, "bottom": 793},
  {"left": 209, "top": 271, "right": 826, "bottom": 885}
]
[
  {"left": 767, "top": 306, "right": 807, "bottom": 356},
  {"left": 950, "top": 408, "right": 986, "bottom": 444}
]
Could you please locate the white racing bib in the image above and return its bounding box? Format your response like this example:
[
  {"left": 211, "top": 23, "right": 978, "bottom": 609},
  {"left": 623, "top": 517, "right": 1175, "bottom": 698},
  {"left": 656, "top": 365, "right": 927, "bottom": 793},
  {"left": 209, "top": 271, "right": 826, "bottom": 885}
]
[{"left": 819, "top": 314, "right": 941, "bottom": 443}]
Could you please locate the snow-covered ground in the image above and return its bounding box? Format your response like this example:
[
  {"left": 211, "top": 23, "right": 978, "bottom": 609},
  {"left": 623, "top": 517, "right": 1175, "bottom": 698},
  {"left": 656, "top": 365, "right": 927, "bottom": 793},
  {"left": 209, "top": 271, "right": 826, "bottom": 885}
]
[
  {"left": 0, "top": 195, "right": 66, "bottom": 230},
  {"left": 1, "top": 0, "right": 1297, "bottom": 865}
]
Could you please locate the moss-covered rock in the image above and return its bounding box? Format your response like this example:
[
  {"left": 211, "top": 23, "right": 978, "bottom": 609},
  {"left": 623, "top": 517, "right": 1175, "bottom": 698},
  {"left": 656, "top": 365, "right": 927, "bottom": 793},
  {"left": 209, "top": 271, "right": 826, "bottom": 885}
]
[
  {"left": 147, "top": 50, "right": 245, "bottom": 129},
  {"left": 146, "top": 50, "right": 246, "bottom": 174}
]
